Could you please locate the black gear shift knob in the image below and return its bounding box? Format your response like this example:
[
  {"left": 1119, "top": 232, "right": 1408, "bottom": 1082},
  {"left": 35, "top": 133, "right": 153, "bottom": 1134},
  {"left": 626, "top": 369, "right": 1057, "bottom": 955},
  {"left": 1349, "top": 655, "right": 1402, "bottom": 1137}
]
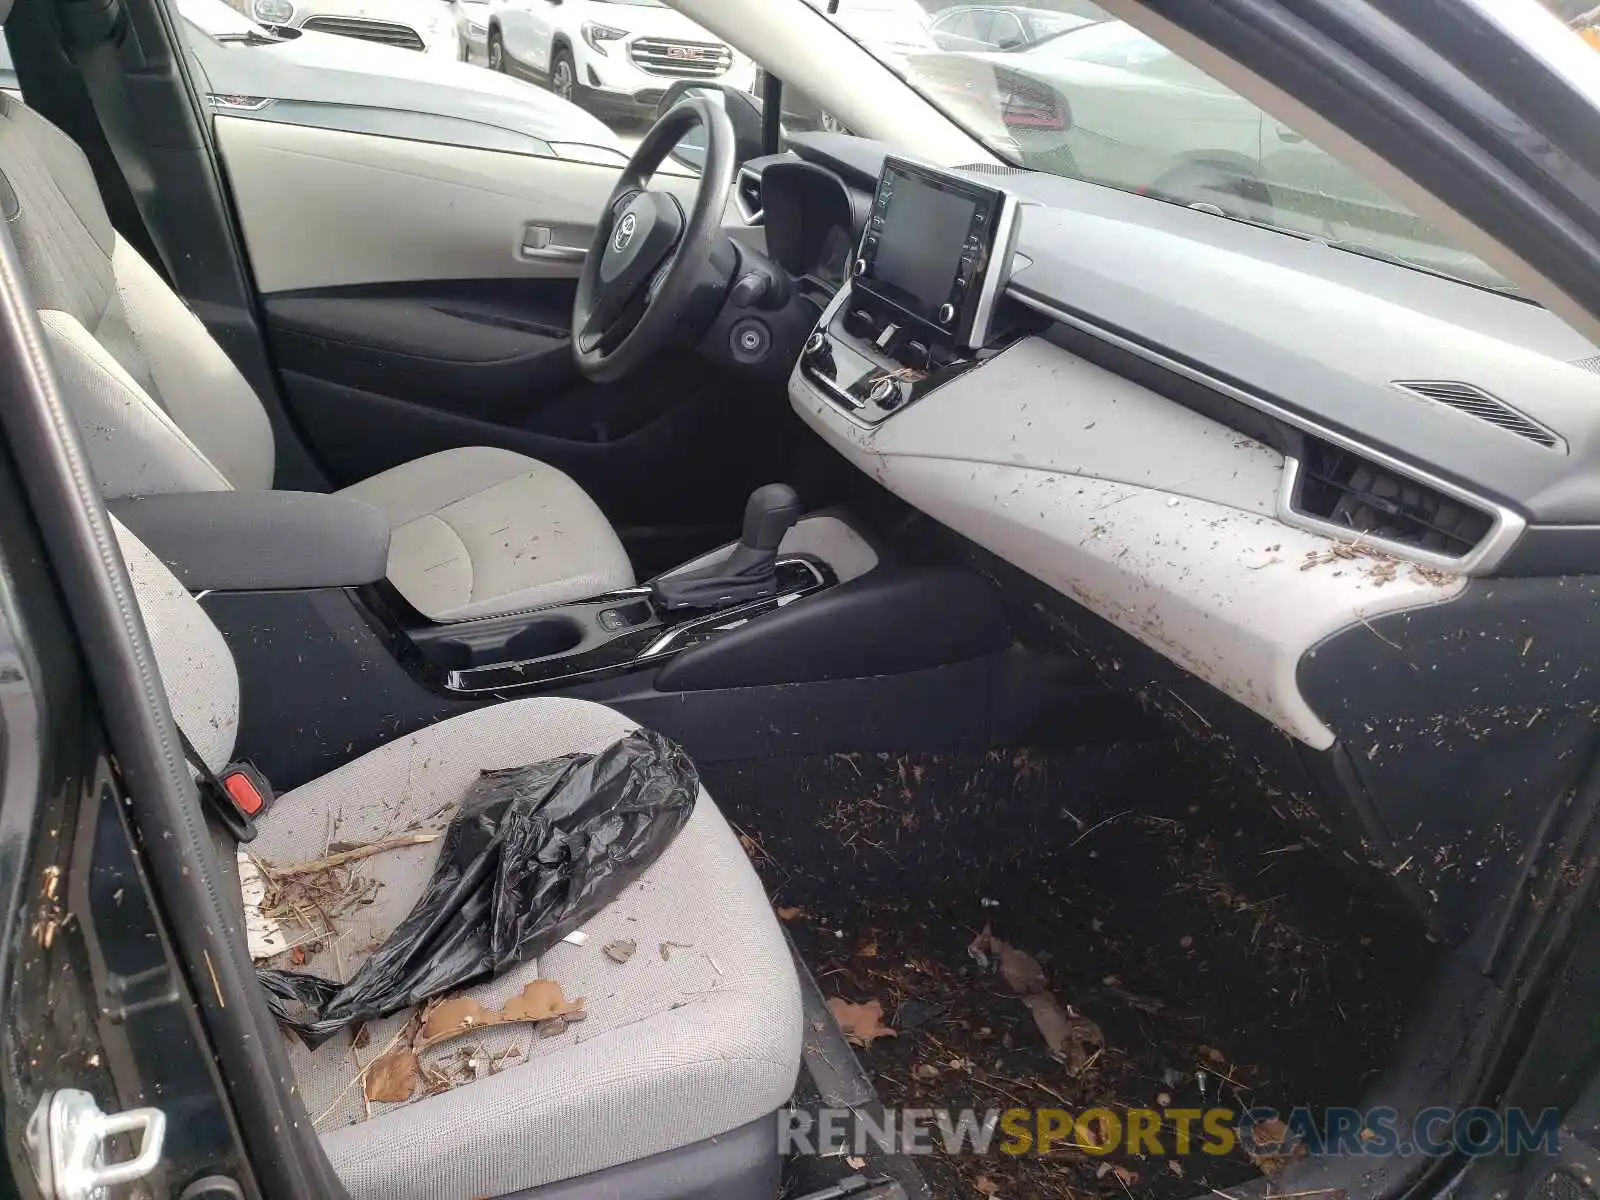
[
  {"left": 742, "top": 484, "right": 804, "bottom": 553},
  {"left": 650, "top": 484, "right": 806, "bottom": 611}
]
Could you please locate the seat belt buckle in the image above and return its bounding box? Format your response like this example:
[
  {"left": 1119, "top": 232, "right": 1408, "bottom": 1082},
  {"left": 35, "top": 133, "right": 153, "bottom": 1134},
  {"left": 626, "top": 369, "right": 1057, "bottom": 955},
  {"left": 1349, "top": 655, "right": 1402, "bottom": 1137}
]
[{"left": 220, "top": 760, "right": 273, "bottom": 821}]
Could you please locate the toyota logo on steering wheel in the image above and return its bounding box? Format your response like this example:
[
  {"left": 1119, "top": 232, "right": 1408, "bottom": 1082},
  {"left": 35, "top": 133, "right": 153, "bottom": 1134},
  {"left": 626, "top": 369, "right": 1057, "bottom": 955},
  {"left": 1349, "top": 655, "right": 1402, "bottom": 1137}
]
[{"left": 613, "top": 212, "right": 638, "bottom": 253}]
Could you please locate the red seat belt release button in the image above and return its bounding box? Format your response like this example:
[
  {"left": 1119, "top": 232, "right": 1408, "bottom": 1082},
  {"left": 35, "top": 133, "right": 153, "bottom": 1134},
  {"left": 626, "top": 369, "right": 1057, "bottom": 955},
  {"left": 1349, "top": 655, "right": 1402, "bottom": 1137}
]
[{"left": 221, "top": 763, "right": 273, "bottom": 818}]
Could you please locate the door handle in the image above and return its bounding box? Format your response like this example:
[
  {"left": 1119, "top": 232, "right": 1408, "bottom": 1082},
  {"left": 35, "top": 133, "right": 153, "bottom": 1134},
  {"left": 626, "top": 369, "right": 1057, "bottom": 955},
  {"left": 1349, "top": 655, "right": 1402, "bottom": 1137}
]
[{"left": 518, "top": 223, "right": 587, "bottom": 262}]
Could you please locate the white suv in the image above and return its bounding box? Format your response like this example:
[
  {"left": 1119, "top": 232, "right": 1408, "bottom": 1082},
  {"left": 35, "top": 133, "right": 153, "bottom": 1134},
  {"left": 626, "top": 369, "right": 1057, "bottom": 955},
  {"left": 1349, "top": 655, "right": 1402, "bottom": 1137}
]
[
  {"left": 250, "top": 0, "right": 461, "bottom": 57},
  {"left": 485, "top": 0, "right": 754, "bottom": 122}
]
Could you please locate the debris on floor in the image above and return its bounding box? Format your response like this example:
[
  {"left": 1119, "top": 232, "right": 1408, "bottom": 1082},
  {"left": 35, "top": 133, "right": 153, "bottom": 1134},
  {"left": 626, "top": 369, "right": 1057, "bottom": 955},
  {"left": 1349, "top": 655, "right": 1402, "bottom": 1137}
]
[
  {"left": 603, "top": 938, "right": 638, "bottom": 964},
  {"left": 703, "top": 744, "right": 1434, "bottom": 1200},
  {"left": 826, "top": 997, "right": 897, "bottom": 1047}
]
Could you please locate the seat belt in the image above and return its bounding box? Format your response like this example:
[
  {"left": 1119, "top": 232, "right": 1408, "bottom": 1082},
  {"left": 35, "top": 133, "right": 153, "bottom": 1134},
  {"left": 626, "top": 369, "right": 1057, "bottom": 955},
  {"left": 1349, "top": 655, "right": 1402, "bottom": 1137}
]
[
  {"left": 63, "top": 7, "right": 177, "bottom": 283},
  {"left": 174, "top": 725, "right": 267, "bottom": 844}
]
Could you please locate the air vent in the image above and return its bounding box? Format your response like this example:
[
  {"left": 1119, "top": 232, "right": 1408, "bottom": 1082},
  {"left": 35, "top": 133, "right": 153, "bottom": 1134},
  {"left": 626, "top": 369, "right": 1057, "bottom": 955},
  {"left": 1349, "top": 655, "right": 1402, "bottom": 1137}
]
[
  {"left": 1292, "top": 436, "right": 1493, "bottom": 559},
  {"left": 1572, "top": 353, "right": 1600, "bottom": 375},
  {"left": 956, "top": 164, "right": 1035, "bottom": 176},
  {"left": 735, "top": 169, "right": 763, "bottom": 223},
  {"left": 1393, "top": 380, "right": 1563, "bottom": 450}
]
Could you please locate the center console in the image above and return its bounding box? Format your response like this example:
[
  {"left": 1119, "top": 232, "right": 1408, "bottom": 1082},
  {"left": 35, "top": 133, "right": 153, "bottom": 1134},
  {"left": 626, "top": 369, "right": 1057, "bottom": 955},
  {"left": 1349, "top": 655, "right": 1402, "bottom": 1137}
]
[{"left": 799, "top": 156, "right": 1023, "bottom": 424}]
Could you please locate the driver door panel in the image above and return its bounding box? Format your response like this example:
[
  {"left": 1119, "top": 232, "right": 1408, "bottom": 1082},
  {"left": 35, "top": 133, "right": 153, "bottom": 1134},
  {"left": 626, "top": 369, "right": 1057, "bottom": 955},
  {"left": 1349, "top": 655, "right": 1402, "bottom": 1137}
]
[{"left": 214, "top": 115, "right": 721, "bottom": 520}]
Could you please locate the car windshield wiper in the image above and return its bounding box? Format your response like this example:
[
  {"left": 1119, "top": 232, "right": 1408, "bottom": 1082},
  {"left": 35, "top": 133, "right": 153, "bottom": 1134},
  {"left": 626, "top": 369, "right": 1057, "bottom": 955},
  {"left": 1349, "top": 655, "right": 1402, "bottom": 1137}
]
[{"left": 212, "top": 30, "right": 281, "bottom": 45}]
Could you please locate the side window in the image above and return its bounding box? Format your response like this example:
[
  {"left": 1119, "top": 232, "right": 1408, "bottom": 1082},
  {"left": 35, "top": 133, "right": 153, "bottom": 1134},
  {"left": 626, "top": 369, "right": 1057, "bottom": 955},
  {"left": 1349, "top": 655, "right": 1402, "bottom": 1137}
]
[{"left": 989, "top": 10, "right": 1025, "bottom": 49}]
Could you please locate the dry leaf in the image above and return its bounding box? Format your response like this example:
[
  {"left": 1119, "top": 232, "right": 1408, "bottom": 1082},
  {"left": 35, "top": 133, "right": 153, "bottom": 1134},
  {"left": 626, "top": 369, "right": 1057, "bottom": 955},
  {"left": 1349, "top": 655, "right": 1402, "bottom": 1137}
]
[
  {"left": 289, "top": 945, "right": 307, "bottom": 967},
  {"left": 1245, "top": 1116, "right": 1306, "bottom": 1176},
  {"left": 1167, "top": 1160, "right": 1185, "bottom": 1178},
  {"left": 659, "top": 941, "right": 693, "bottom": 961},
  {"left": 855, "top": 938, "right": 879, "bottom": 959},
  {"left": 420, "top": 996, "right": 504, "bottom": 1047},
  {"left": 826, "top": 997, "right": 897, "bottom": 1047},
  {"left": 603, "top": 938, "right": 637, "bottom": 964},
  {"left": 974, "top": 1176, "right": 1001, "bottom": 1196},
  {"left": 1022, "top": 993, "right": 1104, "bottom": 1072},
  {"left": 993, "top": 940, "right": 1048, "bottom": 995},
  {"left": 846, "top": 1155, "right": 867, "bottom": 1170},
  {"left": 501, "top": 979, "right": 584, "bottom": 1023},
  {"left": 1111, "top": 1165, "right": 1138, "bottom": 1186},
  {"left": 1200, "top": 1045, "right": 1227, "bottom": 1064},
  {"left": 913, "top": 1063, "right": 941, "bottom": 1081},
  {"left": 776, "top": 906, "right": 806, "bottom": 921},
  {"left": 364, "top": 1046, "right": 419, "bottom": 1103}
]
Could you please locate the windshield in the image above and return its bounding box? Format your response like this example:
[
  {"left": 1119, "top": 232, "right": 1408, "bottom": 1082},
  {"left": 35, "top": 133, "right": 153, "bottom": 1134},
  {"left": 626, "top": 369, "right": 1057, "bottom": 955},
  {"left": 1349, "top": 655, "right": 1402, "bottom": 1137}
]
[{"left": 820, "top": 0, "right": 1519, "bottom": 294}]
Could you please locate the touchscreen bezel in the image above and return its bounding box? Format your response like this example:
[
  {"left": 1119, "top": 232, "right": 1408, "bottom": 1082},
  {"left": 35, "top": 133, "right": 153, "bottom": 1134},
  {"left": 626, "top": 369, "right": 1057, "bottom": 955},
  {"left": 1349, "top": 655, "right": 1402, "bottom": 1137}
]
[{"left": 852, "top": 156, "right": 1019, "bottom": 350}]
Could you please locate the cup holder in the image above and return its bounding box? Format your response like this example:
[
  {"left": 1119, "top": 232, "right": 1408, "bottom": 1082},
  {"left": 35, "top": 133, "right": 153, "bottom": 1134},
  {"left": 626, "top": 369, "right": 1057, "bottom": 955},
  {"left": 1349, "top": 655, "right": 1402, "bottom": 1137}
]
[
  {"left": 503, "top": 617, "right": 585, "bottom": 662},
  {"left": 418, "top": 612, "right": 588, "bottom": 670}
]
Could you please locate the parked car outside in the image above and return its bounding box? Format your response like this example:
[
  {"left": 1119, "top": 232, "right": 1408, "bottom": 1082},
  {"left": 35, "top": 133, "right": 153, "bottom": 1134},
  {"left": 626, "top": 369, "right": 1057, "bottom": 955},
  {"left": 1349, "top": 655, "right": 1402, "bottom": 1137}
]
[
  {"left": 451, "top": 0, "right": 491, "bottom": 61},
  {"left": 0, "top": 0, "right": 624, "bottom": 158},
  {"left": 485, "top": 0, "right": 755, "bottom": 123},
  {"left": 247, "top": 0, "right": 460, "bottom": 55},
  {"left": 756, "top": 0, "right": 941, "bottom": 134},
  {"left": 929, "top": 4, "right": 1099, "bottom": 52},
  {"left": 905, "top": 13, "right": 1504, "bottom": 288}
]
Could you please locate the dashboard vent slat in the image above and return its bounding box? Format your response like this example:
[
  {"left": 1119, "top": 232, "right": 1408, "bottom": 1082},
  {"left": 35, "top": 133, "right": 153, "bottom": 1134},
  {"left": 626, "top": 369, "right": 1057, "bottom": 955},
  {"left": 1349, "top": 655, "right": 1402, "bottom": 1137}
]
[
  {"left": 1292, "top": 436, "right": 1493, "bottom": 560},
  {"left": 1393, "top": 379, "right": 1563, "bottom": 450}
]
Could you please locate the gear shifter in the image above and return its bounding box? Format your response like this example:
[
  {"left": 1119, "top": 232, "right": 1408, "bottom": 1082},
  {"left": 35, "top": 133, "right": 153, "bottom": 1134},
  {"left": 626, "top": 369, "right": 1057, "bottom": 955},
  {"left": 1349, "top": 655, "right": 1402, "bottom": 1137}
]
[{"left": 651, "top": 484, "right": 804, "bottom": 612}]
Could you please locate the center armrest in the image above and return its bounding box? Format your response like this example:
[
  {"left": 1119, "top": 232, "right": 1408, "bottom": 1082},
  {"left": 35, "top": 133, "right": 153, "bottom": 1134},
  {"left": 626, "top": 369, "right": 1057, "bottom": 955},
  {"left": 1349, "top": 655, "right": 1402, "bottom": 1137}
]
[{"left": 109, "top": 491, "right": 391, "bottom": 592}]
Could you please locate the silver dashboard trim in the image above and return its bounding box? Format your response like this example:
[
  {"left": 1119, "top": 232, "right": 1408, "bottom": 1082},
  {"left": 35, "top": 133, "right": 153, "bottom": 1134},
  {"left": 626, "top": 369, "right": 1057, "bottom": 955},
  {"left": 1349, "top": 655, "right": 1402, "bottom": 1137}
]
[
  {"left": 734, "top": 166, "right": 764, "bottom": 225},
  {"left": 966, "top": 192, "right": 1021, "bottom": 350},
  {"left": 1007, "top": 289, "right": 1527, "bottom": 575}
]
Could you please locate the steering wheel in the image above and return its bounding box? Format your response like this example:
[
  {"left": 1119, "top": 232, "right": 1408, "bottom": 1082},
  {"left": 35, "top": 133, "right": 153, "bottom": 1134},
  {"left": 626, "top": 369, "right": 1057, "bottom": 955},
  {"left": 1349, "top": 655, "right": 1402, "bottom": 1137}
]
[{"left": 573, "top": 96, "right": 737, "bottom": 382}]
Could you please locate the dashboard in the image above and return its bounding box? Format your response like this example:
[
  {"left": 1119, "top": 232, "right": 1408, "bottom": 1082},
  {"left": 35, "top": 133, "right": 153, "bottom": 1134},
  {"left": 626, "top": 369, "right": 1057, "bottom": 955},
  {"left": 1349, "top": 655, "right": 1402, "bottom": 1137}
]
[{"left": 745, "top": 134, "right": 1600, "bottom": 940}]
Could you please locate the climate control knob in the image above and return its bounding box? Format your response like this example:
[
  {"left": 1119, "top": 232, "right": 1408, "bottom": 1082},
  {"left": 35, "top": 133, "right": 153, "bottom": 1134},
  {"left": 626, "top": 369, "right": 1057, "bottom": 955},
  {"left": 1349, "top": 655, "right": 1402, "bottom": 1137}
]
[
  {"left": 854, "top": 258, "right": 868, "bottom": 277},
  {"left": 937, "top": 302, "right": 957, "bottom": 326},
  {"left": 868, "top": 376, "right": 900, "bottom": 407},
  {"left": 804, "top": 331, "right": 826, "bottom": 356}
]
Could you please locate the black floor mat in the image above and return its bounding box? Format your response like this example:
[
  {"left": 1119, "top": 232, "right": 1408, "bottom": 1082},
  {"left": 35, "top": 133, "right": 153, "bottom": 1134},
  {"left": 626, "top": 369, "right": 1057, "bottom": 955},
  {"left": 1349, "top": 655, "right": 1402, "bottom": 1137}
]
[{"left": 702, "top": 742, "right": 1434, "bottom": 1200}]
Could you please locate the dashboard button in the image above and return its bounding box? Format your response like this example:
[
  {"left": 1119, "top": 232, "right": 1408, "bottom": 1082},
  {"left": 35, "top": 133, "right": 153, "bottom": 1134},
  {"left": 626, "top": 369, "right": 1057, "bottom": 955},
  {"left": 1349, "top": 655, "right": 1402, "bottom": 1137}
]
[
  {"left": 868, "top": 376, "right": 899, "bottom": 406},
  {"left": 937, "top": 303, "right": 957, "bottom": 325},
  {"left": 853, "top": 258, "right": 868, "bottom": 277}
]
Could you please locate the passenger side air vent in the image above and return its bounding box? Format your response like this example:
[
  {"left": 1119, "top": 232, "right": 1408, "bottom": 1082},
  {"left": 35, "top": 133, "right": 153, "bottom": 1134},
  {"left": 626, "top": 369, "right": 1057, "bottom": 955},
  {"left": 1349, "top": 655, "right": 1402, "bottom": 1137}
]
[
  {"left": 1393, "top": 380, "right": 1564, "bottom": 450},
  {"left": 1292, "top": 436, "right": 1493, "bottom": 560}
]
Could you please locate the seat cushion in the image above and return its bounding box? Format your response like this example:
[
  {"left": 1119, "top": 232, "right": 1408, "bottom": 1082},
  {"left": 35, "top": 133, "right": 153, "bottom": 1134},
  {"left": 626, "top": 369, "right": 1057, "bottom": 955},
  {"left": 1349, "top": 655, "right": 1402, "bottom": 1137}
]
[
  {"left": 250, "top": 698, "right": 802, "bottom": 1200},
  {"left": 341, "top": 446, "right": 634, "bottom": 623}
]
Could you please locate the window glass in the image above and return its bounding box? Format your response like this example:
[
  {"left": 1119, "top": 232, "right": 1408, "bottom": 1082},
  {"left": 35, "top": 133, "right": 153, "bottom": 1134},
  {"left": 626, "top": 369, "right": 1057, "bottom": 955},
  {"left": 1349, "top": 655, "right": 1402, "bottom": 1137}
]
[{"left": 813, "top": 0, "right": 1551, "bottom": 294}]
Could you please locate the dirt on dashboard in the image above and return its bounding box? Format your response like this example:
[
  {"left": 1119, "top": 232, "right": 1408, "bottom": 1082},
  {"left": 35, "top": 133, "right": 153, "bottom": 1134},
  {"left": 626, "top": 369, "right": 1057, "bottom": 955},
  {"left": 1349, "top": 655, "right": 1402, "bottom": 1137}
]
[{"left": 701, "top": 742, "right": 1431, "bottom": 1200}]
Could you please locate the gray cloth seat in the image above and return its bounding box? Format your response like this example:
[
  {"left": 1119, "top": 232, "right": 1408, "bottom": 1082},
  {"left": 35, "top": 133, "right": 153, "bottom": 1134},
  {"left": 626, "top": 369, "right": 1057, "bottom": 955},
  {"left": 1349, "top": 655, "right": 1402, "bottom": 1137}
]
[
  {"left": 116, "top": 517, "right": 803, "bottom": 1199},
  {"left": 0, "top": 94, "right": 633, "bottom": 622}
]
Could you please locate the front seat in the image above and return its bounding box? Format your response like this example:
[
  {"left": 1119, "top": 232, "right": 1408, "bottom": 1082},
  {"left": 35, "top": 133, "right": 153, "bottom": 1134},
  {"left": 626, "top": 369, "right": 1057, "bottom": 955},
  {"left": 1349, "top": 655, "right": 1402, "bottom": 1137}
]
[
  {"left": 0, "top": 92, "right": 633, "bottom": 622},
  {"left": 117, "top": 514, "right": 804, "bottom": 1198}
]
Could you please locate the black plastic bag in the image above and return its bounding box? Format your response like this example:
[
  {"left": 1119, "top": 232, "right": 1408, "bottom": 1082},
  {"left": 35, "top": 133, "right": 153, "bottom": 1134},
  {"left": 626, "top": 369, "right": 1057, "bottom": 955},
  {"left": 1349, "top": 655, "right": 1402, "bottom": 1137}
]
[{"left": 258, "top": 728, "right": 698, "bottom": 1046}]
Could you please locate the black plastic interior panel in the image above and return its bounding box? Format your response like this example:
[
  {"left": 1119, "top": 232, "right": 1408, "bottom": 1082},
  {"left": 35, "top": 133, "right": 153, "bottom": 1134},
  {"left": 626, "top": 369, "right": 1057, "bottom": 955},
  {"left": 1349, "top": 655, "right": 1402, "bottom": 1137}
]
[
  {"left": 1298, "top": 572, "right": 1600, "bottom": 949},
  {"left": 655, "top": 563, "right": 1013, "bottom": 691},
  {"left": 264, "top": 278, "right": 578, "bottom": 426}
]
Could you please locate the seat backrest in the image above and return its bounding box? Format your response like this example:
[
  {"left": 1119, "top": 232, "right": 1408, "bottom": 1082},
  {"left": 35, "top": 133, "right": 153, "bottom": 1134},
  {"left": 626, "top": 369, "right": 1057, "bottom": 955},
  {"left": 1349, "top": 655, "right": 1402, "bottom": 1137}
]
[
  {"left": 0, "top": 93, "right": 275, "bottom": 498},
  {"left": 112, "top": 515, "right": 240, "bottom": 773}
]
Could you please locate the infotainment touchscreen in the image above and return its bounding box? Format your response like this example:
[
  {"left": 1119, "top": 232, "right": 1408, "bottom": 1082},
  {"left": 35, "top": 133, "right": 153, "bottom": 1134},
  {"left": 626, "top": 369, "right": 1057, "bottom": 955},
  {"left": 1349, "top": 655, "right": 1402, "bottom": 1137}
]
[{"left": 853, "top": 156, "right": 1018, "bottom": 349}]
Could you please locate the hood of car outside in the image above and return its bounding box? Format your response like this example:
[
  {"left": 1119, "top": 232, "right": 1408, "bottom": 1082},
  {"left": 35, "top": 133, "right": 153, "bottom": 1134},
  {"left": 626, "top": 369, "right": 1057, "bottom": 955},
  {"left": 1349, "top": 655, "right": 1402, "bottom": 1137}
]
[
  {"left": 576, "top": 0, "right": 732, "bottom": 42},
  {"left": 279, "top": 0, "right": 449, "bottom": 27},
  {"left": 199, "top": 28, "right": 621, "bottom": 148}
]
